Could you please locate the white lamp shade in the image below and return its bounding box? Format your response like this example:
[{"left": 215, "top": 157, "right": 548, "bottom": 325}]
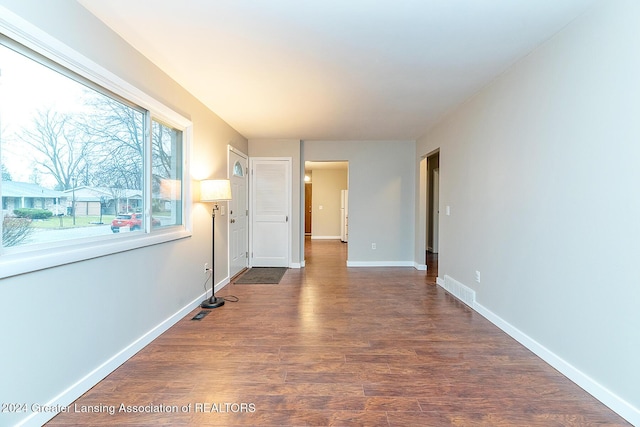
[{"left": 200, "top": 179, "right": 232, "bottom": 202}]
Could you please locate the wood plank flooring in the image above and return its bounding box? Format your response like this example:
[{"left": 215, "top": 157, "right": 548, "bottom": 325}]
[{"left": 48, "top": 239, "right": 629, "bottom": 426}]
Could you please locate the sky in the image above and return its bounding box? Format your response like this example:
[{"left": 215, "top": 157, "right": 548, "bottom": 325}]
[{"left": 1, "top": 42, "right": 87, "bottom": 186}]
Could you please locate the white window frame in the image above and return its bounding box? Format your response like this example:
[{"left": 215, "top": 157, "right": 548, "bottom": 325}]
[{"left": 0, "top": 7, "right": 192, "bottom": 279}]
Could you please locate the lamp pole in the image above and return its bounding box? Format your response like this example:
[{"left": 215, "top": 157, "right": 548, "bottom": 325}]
[
  {"left": 199, "top": 179, "right": 232, "bottom": 309},
  {"left": 201, "top": 203, "right": 225, "bottom": 309}
]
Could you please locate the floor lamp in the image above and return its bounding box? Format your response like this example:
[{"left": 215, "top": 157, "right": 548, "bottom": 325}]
[{"left": 200, "top": 179, "right": 232, "bottom": 309}]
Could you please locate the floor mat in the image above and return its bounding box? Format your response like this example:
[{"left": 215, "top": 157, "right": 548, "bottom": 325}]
[{"left": 233, "top": 267, "right": 287, "bottom": 284}]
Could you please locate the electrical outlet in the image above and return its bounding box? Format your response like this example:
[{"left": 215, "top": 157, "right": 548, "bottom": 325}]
[
  {"left": 371, "top": 243, "right": 376, "bottom": 250},
  {"left": 475, "top": 270, "right": 481, "bottom": 283},
  {"left": 204, "top": 263, "right": 209, "bottom": 273}
]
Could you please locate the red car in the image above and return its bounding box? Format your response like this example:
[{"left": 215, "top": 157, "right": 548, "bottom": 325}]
[
  {"left": 111, "top": 213, "right": 142, "bottom": 232},
  {"left": 111, "top": 213, "right": 161, "bottom": 232}
]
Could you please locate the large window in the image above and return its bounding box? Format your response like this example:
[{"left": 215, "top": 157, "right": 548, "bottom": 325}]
[{"left": 0, "top": 25, "right": 190, "bottom": 277}]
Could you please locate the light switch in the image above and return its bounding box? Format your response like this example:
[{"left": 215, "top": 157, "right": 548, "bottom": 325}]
[
  {"left": 446, "top": 205, "right": 451, "bottom": 216},
  {"left": 319, "top": 205, "right": 323, "bottom": 210}
]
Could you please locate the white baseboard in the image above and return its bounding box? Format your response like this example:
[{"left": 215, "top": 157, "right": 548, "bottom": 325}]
[
  {"left": 289, "top": 262, "right": 301, "bottom": 268},
  {"left": 437, "top": 275, "right": 639, "bottom": 426},
  {"left": 474, "top": 302, "right": 639, "bottom": 425},
  {"left": 414, "top": 263, "right": 427, "bottom": 271},
  {"left": 310, "top": 235, "right": 341, "bottom": 240},
  {"left": 18, "top": 293, "right": 206, "bottom": 427},
  {"left": 346, "top": 260, "right": 415, "bottom": 267},
  {"left": 214, "top": 276, "right": 230, "bottom": 292},
  {"left": 19, "top": 274, "right": 238, "bottom": 426}
]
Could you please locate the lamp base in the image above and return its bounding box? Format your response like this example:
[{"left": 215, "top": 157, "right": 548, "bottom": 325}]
[{"left": 201, "top": 296, "right": 225, "bottom": 309}]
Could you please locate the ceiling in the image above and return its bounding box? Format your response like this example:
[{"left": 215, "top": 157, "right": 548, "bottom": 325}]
[{"left": 77, "top": 0, "right": 596, "bottom": 141}]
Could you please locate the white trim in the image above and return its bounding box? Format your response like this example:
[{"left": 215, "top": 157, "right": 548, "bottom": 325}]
[
  {"left": 228, "top": 144, "right": 248, "bottom": 158},
  {"left": 473, "top": 302, "right": 639, "bottom": 426},
  {"left": 19, "top": 274, "right": 230, "bottom": 427},
  {"left": 414, "top": 263, "right": 427, "bottom": 271},
  {"left": 310, "top": 235, "right": 341, "bottom": 240},
  {"left": 289, "top": 262, "right": 302, "bottom": 269},
  {"left": 0, "top": 229, "right": 191, "bottom": 279},
  {"left": 346, "top": 260, "right": 415, "bottom": 267},
  {"left": 16, "top": 292, "right": 205, "bottom": 427},
  {"left": 214, "top": 276, "right": 230, "bottom": 293},
  {"left": 437, "top": 276, "right": 639, "bottom": 426}
]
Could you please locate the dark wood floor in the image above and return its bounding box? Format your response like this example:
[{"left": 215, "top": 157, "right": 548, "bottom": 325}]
[{"left": 49, "top": 239, "right": 629, "bottom": 426}]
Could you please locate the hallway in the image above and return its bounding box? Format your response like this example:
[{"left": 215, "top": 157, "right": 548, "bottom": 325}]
[{"left": 49, "top": 239, "right": 628, "bottom": 426}]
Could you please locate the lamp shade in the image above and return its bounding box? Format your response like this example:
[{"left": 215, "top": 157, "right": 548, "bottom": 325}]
[{"left": 200, "top": 179, "right": 232, "bottom": 202}]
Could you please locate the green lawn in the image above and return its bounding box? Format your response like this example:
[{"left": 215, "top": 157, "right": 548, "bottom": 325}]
[{"left": 30, "top": 215, "right": 115, "bottom": 229}]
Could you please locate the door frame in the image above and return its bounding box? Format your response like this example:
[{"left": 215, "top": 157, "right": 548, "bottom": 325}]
[
  {"left": 426, "top": 151, "right": 440, "bottom": 255},
  {"left": 432, "top": 167, "right": 439, "bottom": 254},
  {"left": 305, "top": 182, "right": 312, "bottom": 235},
  {"left": 418, "top": 149, "right": 440, "bottom": 270}
]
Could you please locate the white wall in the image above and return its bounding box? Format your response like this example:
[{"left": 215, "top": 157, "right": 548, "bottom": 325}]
[
  {"left": 0, "top": 1, "right": 247, "bottom": 426},
  {"left": 305, "top": 140, "right": 415, "bottom": 265},
  {"left": 417, "top": 0, "right": 640, "bottom": 422},
  {"left": 310, "top": 168, "right": 348, "bottom": 239}
]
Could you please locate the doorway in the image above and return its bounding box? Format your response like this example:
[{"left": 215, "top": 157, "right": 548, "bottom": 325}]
[
  {"left": 305, "top": 181, "right": 312, "bottom": 236},
  {"left": 426, "top": 151, "right": 440, "bottom": 255},
  {"left": 303, "top": 161, "right": 348, "bottom": 241}
]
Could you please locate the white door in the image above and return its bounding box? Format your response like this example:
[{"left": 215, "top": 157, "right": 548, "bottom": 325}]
[
  {"left": 229, "top": 148, "right": 248, "bottom": 277},
  {"left": 250, "top": 158, "right": 291, "bottom": 267}
]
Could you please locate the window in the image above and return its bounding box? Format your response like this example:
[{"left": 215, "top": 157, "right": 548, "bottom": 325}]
[
  {"left": 152, "top": 120, "right": 183, "bottom": 229},
  {"left": 0, "top": 19, "right": 191, "bottom": 278},
  {"left": 233, "top": 160, "right": 244, "bottom": 177}
]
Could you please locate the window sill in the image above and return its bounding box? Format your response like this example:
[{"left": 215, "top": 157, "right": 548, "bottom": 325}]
[{"left": 0, "top": 228, "right": 192, "bottom": 279}]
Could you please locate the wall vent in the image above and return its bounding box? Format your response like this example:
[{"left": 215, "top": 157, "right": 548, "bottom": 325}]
[{"left": 440, "top": 275, "right": 476, "bottom": 308}]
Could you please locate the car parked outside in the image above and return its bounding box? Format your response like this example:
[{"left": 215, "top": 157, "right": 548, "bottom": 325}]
[
  {"left": 111, "top": 213, "right": 161, "bottom": 232},
  {"left": 111, "top": 213, "right": 142, "bottom": 232}
]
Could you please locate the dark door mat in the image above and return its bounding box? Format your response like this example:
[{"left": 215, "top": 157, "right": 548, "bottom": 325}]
[{"left": 233, "top": 267, "right": 287, "bottom": 284}]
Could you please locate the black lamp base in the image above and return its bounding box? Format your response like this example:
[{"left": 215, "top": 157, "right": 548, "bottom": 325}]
[{"left": 201, "top": 296, "right": 225, "bottom": 309}]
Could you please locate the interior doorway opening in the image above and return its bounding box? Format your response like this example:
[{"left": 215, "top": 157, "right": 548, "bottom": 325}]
[
  {"left": 304, "top": 180, "right": 312, "bottom": 236},
  {"left": 426, "top": 151, "right": 440, "bottom": 255},
  {"left": 303, "top": 161, "right": 349, "bottom": 243}
]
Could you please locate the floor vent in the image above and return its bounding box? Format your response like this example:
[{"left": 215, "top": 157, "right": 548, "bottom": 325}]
[
  {"left": 191, "top": 310, "right": 210, "bottom": 320},
  {"left": 440, "top": 275, "right": 476, "bottom": 308}
]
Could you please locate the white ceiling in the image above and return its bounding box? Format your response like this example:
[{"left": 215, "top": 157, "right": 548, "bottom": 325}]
[{"left": 77, "top": 0, "right": 596, "bottom": 141}]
